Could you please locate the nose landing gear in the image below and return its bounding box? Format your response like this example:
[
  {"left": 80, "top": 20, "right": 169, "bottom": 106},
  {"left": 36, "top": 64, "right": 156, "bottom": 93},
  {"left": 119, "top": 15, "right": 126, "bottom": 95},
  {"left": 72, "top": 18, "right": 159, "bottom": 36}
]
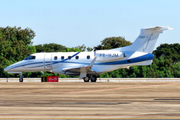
[{"left": 19, "top": 73, "right": 23, "bottom": 82}]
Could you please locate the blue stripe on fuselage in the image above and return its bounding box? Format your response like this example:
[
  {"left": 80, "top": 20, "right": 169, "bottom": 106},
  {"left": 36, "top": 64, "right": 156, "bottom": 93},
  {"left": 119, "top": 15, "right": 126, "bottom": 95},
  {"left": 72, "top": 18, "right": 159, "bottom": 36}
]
[{"left": 95, "top": 53, "right": 154, "bottom": 65}]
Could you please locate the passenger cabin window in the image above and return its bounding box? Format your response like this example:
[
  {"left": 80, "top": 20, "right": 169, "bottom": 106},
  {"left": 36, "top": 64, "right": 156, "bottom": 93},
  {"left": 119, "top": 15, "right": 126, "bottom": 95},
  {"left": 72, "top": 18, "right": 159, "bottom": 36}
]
[
  {"left": 87, "top": 55, "right": 90, "bottom": 59},
  {"left": 75, "top": 56, "right": 79, "bottom": 60},
  {"left": 54, "top": 56, "right": 58, "bottom": 60},
  {"left": 68, "top": 56, "right": 71, "bottom": 60},
  {"left": 61, "top": 56, "right": 64, "bottom": 60}
]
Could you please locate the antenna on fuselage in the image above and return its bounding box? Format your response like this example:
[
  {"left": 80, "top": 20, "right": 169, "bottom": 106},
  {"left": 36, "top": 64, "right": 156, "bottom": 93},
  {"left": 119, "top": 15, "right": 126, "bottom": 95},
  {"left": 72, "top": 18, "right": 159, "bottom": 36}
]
[
  {"left": 93, "top": 49, "right": 96, "bottom": 56},
  {"left": 123, "top": 53, "right": 126, "bottom": 57}
]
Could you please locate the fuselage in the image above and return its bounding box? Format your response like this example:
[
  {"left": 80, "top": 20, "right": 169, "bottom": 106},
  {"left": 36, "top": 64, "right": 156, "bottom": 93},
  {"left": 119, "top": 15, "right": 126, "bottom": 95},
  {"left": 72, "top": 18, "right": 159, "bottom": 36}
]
[{"left": 4, "top": 50, "right": 154, "bottom": 75}]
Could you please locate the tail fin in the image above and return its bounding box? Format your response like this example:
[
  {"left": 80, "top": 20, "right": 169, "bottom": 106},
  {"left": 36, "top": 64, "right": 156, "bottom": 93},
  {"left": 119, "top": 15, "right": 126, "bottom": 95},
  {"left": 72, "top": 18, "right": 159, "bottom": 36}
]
[{"left": 123, "top": 26, "right": 173, "bottom": 53}]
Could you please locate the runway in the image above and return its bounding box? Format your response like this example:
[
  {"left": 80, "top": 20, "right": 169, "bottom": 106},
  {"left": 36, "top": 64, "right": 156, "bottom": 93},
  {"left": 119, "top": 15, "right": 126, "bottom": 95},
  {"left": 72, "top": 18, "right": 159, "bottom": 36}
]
[{"left": 0, "top": 81, "right": 180, "bottom": 119}]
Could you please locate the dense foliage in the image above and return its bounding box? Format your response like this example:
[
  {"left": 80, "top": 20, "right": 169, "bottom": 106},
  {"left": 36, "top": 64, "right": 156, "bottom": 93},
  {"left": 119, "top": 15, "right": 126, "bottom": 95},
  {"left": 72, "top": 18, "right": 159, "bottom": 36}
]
[
  {"left": 153, "top": 43, "right": 180, "bottom": 62},
  {"left": 1, "top": 26, "right": 180, "bottom": 78},
  {"left": 35, "top": 43, "right": 67, "bottom": 52},
  {"left": 35, "top": 43, "right": 82, "bottom": 53},
  {"left": 0, "top": 26, "right": 36, "bottom": 77},
  {"left": 94, "top": 36, "right": 132, "bottom": 50}
]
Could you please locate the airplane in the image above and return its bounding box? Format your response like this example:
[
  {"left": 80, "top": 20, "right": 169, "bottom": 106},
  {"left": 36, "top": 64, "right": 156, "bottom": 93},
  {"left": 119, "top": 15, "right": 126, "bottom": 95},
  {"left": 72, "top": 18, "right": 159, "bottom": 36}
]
[{"left": 4, "top": 26, "right": 173, "bottom": 82}]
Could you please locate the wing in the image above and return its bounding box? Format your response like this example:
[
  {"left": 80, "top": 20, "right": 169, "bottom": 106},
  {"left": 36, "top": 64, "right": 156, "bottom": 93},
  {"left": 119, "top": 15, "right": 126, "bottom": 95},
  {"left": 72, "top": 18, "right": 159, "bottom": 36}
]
[{"left": 62, "top": 57, "right": 97, "bottom": 78}]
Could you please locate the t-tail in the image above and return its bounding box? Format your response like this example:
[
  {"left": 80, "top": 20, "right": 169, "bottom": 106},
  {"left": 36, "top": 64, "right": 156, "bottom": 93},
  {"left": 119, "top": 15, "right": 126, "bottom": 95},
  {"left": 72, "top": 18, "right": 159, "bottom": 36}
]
[{"left": 120, "top": 26, "right": 173, "bottom": 53}]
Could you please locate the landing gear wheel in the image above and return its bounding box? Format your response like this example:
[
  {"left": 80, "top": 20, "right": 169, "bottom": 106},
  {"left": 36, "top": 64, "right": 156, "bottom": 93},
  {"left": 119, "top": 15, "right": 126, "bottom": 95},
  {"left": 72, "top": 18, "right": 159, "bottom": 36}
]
[
  {"left": 83, "top": 77, "right": 89, "bottom": 82},
  {"left": 91, "top": 75, "right": 97, "bottom": 82},
  {"left": 19, "top": 78, "right": 23, "bottom": 82}
]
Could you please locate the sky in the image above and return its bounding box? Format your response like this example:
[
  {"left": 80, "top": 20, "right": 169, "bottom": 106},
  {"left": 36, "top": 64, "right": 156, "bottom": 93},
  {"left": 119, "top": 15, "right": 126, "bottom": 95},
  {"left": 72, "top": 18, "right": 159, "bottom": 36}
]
[{"left": 0, "top": 0, "right": 179, "bottom": 50}]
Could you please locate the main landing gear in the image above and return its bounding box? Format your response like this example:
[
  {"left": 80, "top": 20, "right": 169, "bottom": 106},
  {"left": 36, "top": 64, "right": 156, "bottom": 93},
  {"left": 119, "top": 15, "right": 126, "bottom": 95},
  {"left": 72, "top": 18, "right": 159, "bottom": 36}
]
[{"left": 83, "top": 75, "right": 97, "bottom": 82}]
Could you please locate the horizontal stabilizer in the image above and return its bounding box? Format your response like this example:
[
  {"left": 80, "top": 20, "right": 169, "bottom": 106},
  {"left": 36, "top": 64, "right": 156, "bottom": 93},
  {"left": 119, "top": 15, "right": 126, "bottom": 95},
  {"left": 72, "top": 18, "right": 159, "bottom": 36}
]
[{"left": 144, "top": 26, "right": 174, "bottom": 32}]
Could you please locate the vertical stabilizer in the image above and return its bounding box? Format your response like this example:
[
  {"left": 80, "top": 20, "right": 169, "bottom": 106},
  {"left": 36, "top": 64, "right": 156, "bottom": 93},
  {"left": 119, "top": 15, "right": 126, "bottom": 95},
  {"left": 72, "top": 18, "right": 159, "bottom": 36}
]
[{"left": 122, "top": 26, "right": 173, "bottom": 53}]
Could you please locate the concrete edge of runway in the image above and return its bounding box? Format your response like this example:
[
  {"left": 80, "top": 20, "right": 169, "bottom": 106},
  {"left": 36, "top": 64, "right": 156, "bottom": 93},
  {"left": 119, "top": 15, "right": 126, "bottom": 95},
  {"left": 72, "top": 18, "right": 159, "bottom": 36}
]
[{"left": 1, "top": 78, "right": 180, "bottom": 82}]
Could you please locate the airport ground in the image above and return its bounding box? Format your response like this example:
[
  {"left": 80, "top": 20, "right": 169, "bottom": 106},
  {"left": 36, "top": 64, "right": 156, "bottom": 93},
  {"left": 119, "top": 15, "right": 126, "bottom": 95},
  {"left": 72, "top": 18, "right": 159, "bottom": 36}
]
[{"left": 0, "top": 78, "right": 180, "bottom": 119}]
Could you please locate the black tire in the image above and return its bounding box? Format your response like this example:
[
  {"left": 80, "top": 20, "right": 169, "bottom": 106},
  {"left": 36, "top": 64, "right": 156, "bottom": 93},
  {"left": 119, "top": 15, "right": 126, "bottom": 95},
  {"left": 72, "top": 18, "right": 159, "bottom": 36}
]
[
  {"left": 91, "top": 75, "right": 97, "bottom": 82},
  {"left": 83, "top": 77, "right": 89, "bottom": 82},
  {"left": 19, "top": 78, "right": 23, "bottom": 82}
]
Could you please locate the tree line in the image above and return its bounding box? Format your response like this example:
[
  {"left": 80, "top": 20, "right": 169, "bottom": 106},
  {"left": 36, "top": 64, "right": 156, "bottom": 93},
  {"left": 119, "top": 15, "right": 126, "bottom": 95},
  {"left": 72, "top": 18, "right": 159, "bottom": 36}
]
[{"left": 1, "top": 26, "right": 180, "bottom": 78}]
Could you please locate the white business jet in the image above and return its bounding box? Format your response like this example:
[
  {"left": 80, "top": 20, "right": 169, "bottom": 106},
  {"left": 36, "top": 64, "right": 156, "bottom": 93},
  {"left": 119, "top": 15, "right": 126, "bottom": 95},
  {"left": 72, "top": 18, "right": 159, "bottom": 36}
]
[{"left": 4, "top": 26, "right": 172, "bottom": 82}]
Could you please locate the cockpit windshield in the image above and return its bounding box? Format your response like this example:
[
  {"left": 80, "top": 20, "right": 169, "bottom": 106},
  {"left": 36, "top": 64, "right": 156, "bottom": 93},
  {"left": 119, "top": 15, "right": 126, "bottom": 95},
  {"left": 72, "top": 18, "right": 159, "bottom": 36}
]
[{"left": 24, "top": 55, "right": 36, "bottom": 60}]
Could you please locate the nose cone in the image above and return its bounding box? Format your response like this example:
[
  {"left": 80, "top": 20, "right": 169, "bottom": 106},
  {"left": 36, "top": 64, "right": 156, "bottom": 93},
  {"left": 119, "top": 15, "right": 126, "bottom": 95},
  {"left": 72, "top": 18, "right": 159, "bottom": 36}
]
[
  {"left": 4, "top": 61, "right": 24, "bottom": 72},
  {"left": 4, "top": 65, "right": 15, "bottom": 72},
  {"left": 4, "top": 66, "right": 10, "bottom": 72}
]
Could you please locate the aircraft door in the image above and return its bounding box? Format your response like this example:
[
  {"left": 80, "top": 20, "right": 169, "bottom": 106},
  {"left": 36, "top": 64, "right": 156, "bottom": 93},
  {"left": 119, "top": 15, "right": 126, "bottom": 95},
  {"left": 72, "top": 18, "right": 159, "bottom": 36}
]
[{"left": 44, "top": 54, "right": 52, "bottom": 70}]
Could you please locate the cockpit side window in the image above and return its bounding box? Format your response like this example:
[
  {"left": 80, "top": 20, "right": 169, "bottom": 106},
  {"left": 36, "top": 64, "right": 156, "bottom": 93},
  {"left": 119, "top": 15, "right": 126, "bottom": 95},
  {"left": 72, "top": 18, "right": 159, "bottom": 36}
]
[
  {"left": 24, "top": 56, "right": 30, "bottom": 60},
  {"left": 24, "top": 55, "right": 36, "bottom": 60},
  {"left": 29, "top": 56, "right": 36, "bottom": 60}
]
